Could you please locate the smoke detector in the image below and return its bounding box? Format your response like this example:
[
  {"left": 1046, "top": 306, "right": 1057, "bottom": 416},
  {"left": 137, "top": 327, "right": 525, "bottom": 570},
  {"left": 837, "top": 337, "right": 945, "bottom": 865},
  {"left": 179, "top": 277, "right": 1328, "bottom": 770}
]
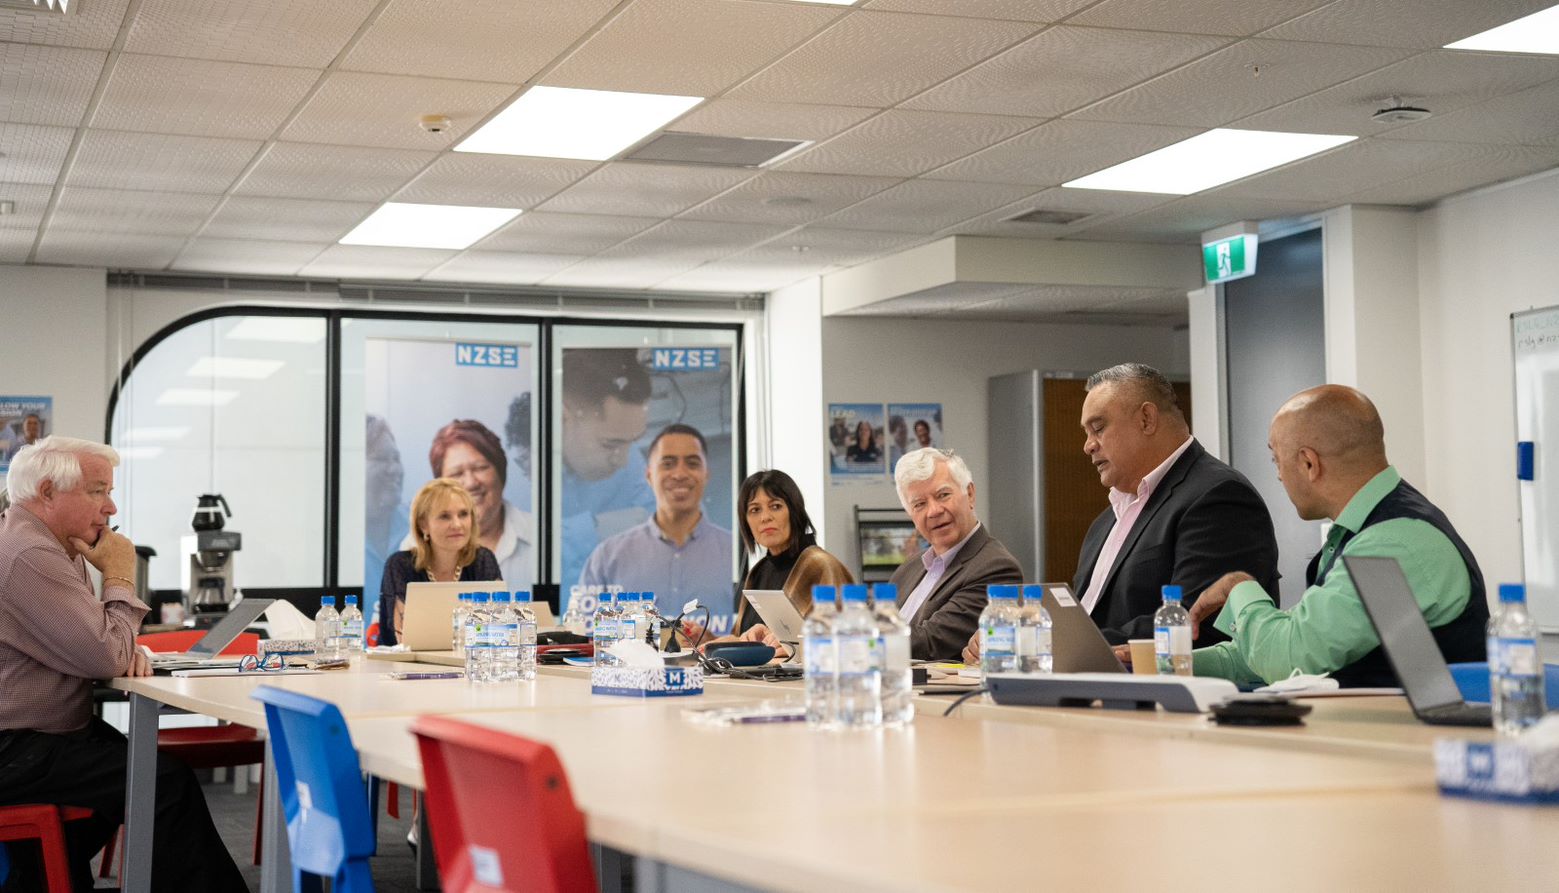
[
  {"left": 419, "top": 114, "right": 453, "bottom": 134},
  {"left": 1371, "top": 96, "right": 1431, "bottom": 124}
]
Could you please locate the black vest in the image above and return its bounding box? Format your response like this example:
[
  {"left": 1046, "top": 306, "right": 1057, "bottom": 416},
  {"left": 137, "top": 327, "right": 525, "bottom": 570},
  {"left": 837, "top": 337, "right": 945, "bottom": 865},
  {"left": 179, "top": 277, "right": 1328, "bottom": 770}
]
[{"left": 1308, "top": 479, "right": 1488, "bottom": 688}]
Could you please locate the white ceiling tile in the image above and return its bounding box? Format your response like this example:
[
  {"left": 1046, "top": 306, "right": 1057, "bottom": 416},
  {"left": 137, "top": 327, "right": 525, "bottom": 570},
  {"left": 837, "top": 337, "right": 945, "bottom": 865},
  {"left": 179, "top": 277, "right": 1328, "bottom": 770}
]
[
  {"left": 297, "top": 244, "right": 458, "bottom": 279},
  {"left": 905, "top": 26, "right": 1228, "bottom": 118},
  {"left": 780, "top": 109, "right": 1040, "bottom": 177},
  {"left": 541, "top": 256, "right": 703, "bottom": 289},
  {"left": 535, "top": 162, "right": 756, "bottom": 217},
  {"left": 91, "top": 54, "right": 319, "bottom": 140},
  {"left": 670, "top": 99, "right": 877, "bottom": 143},
  {"left": 1071, "top": 38, "right": 1416, "bottom": 127},
  {"left": 235, "top": 143, "right": 438, "bottom": 203},
  {"left": 654, "top": 265, "right": 815, "bottom": 294},
  {"left": 681, "top": 171, "right": 903, "bottom": 225},
  {"left": 0, "top": 123, "right": 75, "bottom": 185},
  {"left": 926, "top": 118, "right": 1201, "bottom": 185},
  {"left": 281, "top": 72, "right": 518, "bottom": 150},
  {"left": 66, "top": 130, "right": 262, "bottom": 193},
  {"left": 0, "top": 0, "right": 129, "bottom": 49},
  {"left": 1210, "top": 138, "right": 1496, "bottom": 201},
  {"left": 200, "top": 197, "right": 376, "bottom": 242},
  {"left": 545, "top": 0, "right": 845, "bottom": 96},
  {"left": 599, "top": 219, "right": 793, "bottom": 262},
  {"left": 818, "top": 179, "right": 1037, "bottom": 233},
  {"left": 1377, "top": 79, "right": 1559, "bottom": 146},
  {"left": 761, "top": 227, "right": 934, "bottom": 267},
  {"left": 1343, "top": 146, "right": 1559, "bottom": 206},
  {"left": 1235, "top": 50, "right": 1559, "bottom": 137},
  {"left": 1261, "top": 0, "right": 1558, "bottom": 49},
  {"left": 0, "top": 183, "right": 57, "bottom": 232},
  {"left": 48, "top": 187, "right": 221, "bottom": 235},
  {"left": 1070, "top": 196, "right": 1333, "bottom": 243},
  {"left": 124, "top": 0, "right": 381, "bottom": 67},
  {"left": 172, "top": 238, "right": 324, "bottom": 276},
  {"left": 342, "top": 0, "right": 617, "bottom": 83},
  {"left": 863, "top": 0, "right": 1088, "bottom": 21},
  {"left": 473, "top": 211, "right": 660, "bottom": 254},
  {"left": 392, "top": 155, "right": 597, "bottom": 208},
  {"left": 1070, "top": 0, "right": 1333, "bottom": 37},
  {"left": 423, "top": 251, "right": 587, "bottom": 285},
  {"left": 0, "top": 227, "right": 35, "bottom": 264},
  {"left": 0, "top": 42, "right": 105, "bottom": 127},
  {"left": 943, "top": 186, "right": 1172, "bottom": 238},
  {"left": 729, "top": 10, "right": 1039, "bottom": 106},
  {"left": 35, "top": 230, "right": 187, "bottom": 268}
]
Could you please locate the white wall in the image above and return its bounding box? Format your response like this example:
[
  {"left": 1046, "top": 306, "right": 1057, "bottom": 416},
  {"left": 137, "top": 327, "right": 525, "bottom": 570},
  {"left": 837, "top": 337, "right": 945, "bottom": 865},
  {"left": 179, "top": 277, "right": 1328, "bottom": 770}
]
[
  {"left": 1418, "top": 168, "right": 1559, "bottom": 589},
  {"left": 0, "top": 265, "right": 109, "bottom": 458},
  {"left": 765, "top": 277, "right": 827, "bottom": 540},
  {"left": 819, "top": 315, "right": 1189, "bottom": 569}
]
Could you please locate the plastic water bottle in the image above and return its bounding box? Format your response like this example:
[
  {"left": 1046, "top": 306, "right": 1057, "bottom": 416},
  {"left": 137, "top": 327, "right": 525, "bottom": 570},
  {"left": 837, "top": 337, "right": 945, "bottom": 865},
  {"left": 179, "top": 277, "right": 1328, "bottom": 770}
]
[
  {"left": 871, "top": 583, "right": 913, "bottom": 726},
  {"left": 1154, "top": 585, "right": 1192, "bottom": 677},
  {"left": 1491, "top": 583, "right": 1546, "bottom": 736},
  {"left": 1018, "top": 585, "right": 1054, "bottom": 674},
  {"left": 513, "top": 590, "right": 538, "bottom": 682},
  {"left": 314, "top": 596, "right": 341, "bottom": 661},
  {"left": 620, "top": 592, "right": 645, "bottom": 649},
  {"left": 978, "top": 585, "right": 1021, "bottom": 680},
  {"left": 593, "top": 590, "right": 621, "bottom": 667},
  {"left": 804, "top": 585, "right": 839, "bottom": 728},
  {"left": 451, "top": 592, "right": 471, "bottom": 654},
  {"left": 490, "top": 591, "right": 519, "bottom": 683},
  {"left": 563, "top": 586, "right": 590, "bottom": 636},
  {"left": 339, "top": 595, "right": 365, "bottom": 662},
  {"left": 465, "top": 592, "right": 492, "bottom": 684},
  {"left": 833, "top": 584, "right": 883, "bottom": 729},
  {"left": 639, "top": 591, "right": 665, "bottom": 649}
]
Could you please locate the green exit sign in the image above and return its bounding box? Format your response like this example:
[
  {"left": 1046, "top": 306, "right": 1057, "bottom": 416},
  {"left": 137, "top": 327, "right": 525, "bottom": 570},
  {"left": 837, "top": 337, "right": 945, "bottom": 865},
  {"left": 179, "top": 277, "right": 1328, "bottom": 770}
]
[{"left": 1202, "top": 234, "right": 1258, "bottom": 284}]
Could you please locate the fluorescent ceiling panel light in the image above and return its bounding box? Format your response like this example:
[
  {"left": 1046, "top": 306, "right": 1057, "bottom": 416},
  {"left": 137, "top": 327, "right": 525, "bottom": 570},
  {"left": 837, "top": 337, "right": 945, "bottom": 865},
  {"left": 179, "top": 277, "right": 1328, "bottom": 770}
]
[
  {"left": 340, "top": 202, "right": 521, "bottom": 250},
  {"left": 122, "top": 426, "right": 189, "bottom": 443},
  {"left": 455, "top": 86, "right": 703, "bottom": 161},
  {"left": 156, "top": 388, "right": 238, "bottom": 407},
  {"left": 186, "top": 357, "right": 284, "bottom": 380},
  {"left": 1446, "top": 5, "right": 1559, "bottom": 54},
  {"left": 1064, "top": 128, "right": 1356, "bottom": 195},
  {"left": 225, "top": 318, "right": 325, "bottom": 344}
]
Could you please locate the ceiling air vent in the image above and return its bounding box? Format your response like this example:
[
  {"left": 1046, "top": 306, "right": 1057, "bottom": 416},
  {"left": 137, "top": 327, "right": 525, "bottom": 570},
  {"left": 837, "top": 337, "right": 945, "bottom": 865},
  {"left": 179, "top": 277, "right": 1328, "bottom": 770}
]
[
  {"left": 1004, "top": 208, "right": 1093, "bottom": 226},
  {"left": 624, "top": 132, "right": 808, "bottom": 168},
  {"left": 0, "top": 0, "right": 80, "bottom": 13}
]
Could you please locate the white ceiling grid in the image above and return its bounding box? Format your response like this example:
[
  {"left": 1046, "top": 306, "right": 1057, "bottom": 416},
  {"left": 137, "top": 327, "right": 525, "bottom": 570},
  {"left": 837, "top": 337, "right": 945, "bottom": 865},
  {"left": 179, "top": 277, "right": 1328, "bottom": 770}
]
[{"left": 0, "top": 0, "right": 1553, "bottom": 319}]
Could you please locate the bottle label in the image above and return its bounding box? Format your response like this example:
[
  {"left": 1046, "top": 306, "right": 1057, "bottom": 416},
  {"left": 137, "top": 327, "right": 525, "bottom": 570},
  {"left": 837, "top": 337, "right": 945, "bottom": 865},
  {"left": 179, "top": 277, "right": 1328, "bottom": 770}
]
[
  {"left": 838, "top": 636, "right": 877, "bottom": 675},
  {"left": 1036, "top": 628, "right": 1052, "bottom": 656},
  {"left": 342, "top": 620, "right": 363, "bottom": 640},
  {"left": 882, "top": 634, "right": 910, "bottom": 672},
  {"left": 1155, "top": 626, "right": 1191, "bottom": 657},
  {"left": 495, "top": 622, "right": 518, "bottom": 646},
  {"left": 1016, "top": 626, "right": 1038, "bottom": 657},
  {"left": 1486, "top": 635, "right": 1502, "bottom": 674},
  {"left": 518, "top": 621, "right": 537, "bottom": 646},
  {"left": 1498, "top": 637, "right": 1540, "bottom": 676},
  {"left": 982, "top": 624, "right": 1016, "bottom": 656},
  {"left": 805, "top": 636, "right": 835, "bottom": 675}
]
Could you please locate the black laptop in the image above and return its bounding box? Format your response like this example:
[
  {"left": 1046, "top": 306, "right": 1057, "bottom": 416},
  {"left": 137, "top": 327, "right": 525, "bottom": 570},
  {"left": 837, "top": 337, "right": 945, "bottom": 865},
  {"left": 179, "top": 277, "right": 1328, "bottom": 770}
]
[{"left": 1344, "top": 555, "right": 1491, "bottom": 727}]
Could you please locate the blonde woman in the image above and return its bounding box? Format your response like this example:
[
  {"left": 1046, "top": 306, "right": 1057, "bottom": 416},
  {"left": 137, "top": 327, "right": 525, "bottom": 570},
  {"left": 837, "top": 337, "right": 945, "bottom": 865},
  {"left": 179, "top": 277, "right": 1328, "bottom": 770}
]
[{"left": 378, "top": 478, "right": 501, "bottom": 646}]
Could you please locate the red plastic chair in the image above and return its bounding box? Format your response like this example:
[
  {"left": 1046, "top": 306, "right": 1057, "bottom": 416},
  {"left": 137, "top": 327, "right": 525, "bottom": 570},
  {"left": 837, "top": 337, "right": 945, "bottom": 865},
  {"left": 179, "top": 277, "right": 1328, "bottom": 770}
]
[
  {"left": 412, "top": 716, "right": 596, "bottom": 893},
  {"left": 0, "top": 804, "right": 96, "bottom": 893}
]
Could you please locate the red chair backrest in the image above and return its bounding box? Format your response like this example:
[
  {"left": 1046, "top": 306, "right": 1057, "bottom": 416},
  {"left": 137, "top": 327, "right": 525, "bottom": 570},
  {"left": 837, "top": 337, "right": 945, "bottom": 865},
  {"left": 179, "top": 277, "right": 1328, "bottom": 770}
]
[
  {"left": 138, "top": 630, "right": 260, "bottom": 656},
  {"left": 411, "top": 715, "right": 595, "bottom": 893}
]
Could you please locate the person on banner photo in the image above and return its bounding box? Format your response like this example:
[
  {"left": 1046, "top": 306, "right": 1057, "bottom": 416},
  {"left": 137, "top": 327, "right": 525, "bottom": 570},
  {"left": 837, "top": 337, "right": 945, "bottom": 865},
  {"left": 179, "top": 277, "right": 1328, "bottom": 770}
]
[
  {"left": 4, "top": 412, "right": 45, "bottom": 462},
  {"left": 578, "top": 423, "right": 735, "bottom": 621},
  {"left": 914, "top": 417, "right": 937, "bottom": 449},
  {"left": 846, "top": 419, "right": 882, "bottom": 465},
  {"left": 363, "top": 414, "right": 409, "bottom": 643},
  {"left": 559, "top": 349, "right": 657, "bottom": 590}
]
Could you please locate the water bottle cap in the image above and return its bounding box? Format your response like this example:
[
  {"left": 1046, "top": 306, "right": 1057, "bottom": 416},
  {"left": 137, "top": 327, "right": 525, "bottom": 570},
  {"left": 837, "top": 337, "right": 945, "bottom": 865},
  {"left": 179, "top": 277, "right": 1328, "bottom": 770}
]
[
  {"left": 841, "top": 583, "right": 869, "bottom": 602},
  {"left": 491, "top": 591, "right": 510, "bottom": 603},
  {"left": 642, "top": 590, "right": 655, "bottom": 604},
  {"left": 1161, "top": 584, "right": 1183, "bottom": 602},
  {"left": 988, "top": 584, "right": 1019, "bottom": 601},
  {"left": 873, "top": 583, "right": 898, "bottom": 604},
  {"left": 344, "top": 595, "right": 358, "bottom": 606},
  {"left": 512, "top": 589, "right": 533, "bottom": 602},
  {"left": 1499, "top": 583, "right": 1526, "bottom": 604},
  {"left": 320, "top": 596, "right": 335, "bottom": 607},
  {"left": 472, "top": 592, "right": 490, "bottom": 604},
  {"left": 812, "top": 584, "right": 837, "bottom": 604}
]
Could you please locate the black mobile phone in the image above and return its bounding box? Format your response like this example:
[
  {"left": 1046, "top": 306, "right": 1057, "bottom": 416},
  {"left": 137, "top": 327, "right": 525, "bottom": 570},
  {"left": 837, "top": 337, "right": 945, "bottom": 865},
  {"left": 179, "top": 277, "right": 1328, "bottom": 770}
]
[{"left": 1208, "top": 694, "right": 1312, "bottom": 726}]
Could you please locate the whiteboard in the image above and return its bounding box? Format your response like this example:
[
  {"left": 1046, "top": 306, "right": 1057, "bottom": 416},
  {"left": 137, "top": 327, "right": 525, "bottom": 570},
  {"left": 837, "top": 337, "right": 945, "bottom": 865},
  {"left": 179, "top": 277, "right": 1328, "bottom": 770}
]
[{"left": 1512, "top": 306, "right": 1559, "bottom": 632}]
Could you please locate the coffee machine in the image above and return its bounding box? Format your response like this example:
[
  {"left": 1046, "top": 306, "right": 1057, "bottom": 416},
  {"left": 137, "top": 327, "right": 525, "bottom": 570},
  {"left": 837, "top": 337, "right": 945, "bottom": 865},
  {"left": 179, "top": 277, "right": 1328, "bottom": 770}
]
[{"left": 180, "top": 494, "right": 241, "bottom": 615}]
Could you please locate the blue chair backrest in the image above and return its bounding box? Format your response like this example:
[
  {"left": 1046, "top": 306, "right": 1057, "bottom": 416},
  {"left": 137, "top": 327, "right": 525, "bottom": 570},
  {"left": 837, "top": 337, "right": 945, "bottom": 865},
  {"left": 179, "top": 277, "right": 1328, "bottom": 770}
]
[{"left": 251, "top": 686, "right": 377, "bottom": 876}]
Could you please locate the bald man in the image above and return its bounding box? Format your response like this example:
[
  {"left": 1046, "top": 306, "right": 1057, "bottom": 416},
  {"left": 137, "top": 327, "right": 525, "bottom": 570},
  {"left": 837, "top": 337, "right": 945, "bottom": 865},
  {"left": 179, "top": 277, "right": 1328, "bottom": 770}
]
[{"left": 1181, "top": 385, "right": 1488, "bottom": 687}]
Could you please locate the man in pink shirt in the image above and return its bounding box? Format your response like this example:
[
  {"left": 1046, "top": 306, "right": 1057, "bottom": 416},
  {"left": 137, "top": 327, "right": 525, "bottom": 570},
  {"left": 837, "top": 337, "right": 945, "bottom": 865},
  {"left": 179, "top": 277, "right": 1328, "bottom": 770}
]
[{"left": 0, "top": 437, "right": 246, "bottom": 891}]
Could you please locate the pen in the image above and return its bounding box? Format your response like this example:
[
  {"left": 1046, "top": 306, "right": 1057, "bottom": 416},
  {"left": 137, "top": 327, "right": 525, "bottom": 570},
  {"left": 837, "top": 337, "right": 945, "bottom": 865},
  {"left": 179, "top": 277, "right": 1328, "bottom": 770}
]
[{"left": 391, "top": 672, "right": 463, "bottom": 680}]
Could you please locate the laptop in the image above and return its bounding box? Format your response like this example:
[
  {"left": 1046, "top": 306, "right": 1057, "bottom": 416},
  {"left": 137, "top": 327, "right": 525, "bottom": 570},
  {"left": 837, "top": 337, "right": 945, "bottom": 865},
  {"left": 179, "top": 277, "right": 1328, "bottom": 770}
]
[
  {"left": 401, "top": 581, "right": 506, "bottom": 651},
  {"left": 1343, "top": 555, "right": 1492, "bottom": 727},
  {"left": 149, "top": 598, "right": 273, "bottom": 671},
  {"left": 1036, "top": 584, "right": 1127, "bottom": 674},
  {"left": 743, "top": 589, "right": 804, "bottom": 645}
]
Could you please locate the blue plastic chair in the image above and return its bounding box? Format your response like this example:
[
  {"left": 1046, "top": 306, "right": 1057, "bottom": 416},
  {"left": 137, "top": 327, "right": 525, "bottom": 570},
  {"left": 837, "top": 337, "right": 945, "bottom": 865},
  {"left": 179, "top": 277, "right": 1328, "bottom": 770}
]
[
  {"left": 251, "top": 687, "right": 376, "bottom": 893},
  {"left": 1449, "top": 661, "right": 1559, "bottom": 709}
]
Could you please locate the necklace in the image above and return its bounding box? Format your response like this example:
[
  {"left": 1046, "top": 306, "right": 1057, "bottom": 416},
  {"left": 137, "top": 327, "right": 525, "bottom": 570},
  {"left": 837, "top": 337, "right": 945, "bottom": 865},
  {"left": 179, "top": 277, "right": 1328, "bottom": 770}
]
[{"left": 426, "top": 566, "right": 462, "bottom": 583}]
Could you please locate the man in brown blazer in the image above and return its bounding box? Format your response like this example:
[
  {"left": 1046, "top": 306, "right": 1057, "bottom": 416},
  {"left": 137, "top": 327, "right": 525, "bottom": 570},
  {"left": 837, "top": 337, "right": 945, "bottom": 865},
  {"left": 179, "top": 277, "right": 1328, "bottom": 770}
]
[{"left": 890, "top": 448, "right": 1022, "bottom": 660}]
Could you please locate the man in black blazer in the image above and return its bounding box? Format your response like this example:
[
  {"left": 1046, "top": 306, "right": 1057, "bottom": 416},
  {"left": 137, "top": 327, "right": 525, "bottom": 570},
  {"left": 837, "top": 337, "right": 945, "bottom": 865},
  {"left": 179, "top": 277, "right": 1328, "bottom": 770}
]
[{"left": 889, "top": 448, "right": 1022, "bottom": 660}]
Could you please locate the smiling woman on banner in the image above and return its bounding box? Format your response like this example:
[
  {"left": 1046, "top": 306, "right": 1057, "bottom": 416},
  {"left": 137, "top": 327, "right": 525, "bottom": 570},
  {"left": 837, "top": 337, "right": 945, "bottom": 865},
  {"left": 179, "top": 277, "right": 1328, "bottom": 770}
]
[
  {"left": 378, "top": 478, "right": 501, "bottom": 647},
  {"left": 424, "top": 419, "right": 534, "bottom": 590}
]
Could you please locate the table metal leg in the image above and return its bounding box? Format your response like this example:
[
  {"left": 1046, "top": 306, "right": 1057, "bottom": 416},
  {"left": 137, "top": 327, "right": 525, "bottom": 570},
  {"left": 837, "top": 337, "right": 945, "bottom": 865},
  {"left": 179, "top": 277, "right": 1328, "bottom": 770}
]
[
  {"left": 259, "top": 738, "right": 291, "bottom": 893},
  {"left": 122, "top": 692, "right": 158, "bottom": 893},
  {"left": 594, "top": 843, "right": 626, "bottom": 893},
  {"left": 415, "top": 802, "right": 439, "bottom": 890}
]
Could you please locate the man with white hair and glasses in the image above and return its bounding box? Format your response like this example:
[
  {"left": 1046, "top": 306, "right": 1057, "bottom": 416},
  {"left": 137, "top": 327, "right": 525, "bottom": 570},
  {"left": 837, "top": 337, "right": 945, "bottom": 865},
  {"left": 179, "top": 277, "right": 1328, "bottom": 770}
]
[
  {"left": 0, "top": 437, "right": 247, "bottom": 891},
  {"left": 889, "top": 448, "right": 1022, "bottom": 660}
]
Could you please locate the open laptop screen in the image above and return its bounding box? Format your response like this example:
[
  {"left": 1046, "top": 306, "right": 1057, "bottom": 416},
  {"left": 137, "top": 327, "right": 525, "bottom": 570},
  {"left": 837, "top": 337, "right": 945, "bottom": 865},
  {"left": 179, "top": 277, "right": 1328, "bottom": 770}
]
[
  {"left": 1343, "top": 555, "right": 1464, "bottom": 709},
  {"left": 185, "top": 598, "right": 273, "bottom": 658}
]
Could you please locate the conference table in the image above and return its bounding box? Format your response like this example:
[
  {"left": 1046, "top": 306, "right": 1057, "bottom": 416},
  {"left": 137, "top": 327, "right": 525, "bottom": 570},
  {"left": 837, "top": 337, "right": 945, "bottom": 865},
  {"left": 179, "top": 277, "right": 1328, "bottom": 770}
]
[{"left": 111, "top": 658, "right": 1558, "bottom": 892}]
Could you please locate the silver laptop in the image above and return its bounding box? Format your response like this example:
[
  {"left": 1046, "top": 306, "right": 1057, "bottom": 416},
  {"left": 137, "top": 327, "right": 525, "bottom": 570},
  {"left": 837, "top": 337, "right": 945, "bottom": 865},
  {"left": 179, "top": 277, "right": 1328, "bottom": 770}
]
[
  {"left": 402, "top": 581, "right": 506, "bottom": 651},
  {"left": 743, "top": 589, "right": 804, "bottom": 644},
  {"left": 1036, "top": 584, "right": 1127, "bottom": 674},
  {"left": 149, "top": 598, "right": 273, "bottom": 670}
]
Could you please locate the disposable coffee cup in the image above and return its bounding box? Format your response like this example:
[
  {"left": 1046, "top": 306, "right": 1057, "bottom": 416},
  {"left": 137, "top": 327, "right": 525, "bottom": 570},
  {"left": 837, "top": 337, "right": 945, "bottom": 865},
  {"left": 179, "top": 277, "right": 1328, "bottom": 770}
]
[{"left": 1128, "top": 638, "right": 1157, "bottom": 675}]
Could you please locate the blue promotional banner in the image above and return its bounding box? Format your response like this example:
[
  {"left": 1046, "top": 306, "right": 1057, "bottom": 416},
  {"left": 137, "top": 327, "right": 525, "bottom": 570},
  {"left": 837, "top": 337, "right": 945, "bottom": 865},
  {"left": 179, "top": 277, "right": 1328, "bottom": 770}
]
[
  {"left": 0, "top": 396, "right": 52, "bottom": 476},
  {"left": 828, "top": 403, "right": 887, "bottom": 480},
  {"left": 887, "top": 402, "right": 942, "bottom": 471}
]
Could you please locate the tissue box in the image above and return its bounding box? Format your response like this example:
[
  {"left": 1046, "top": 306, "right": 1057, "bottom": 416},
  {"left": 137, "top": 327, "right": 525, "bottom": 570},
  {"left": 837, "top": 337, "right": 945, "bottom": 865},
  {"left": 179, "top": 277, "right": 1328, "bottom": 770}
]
[
  {"left": 1434, "top": 738, "right": 1559, "bottom": 805},
  {"left": 258, "top": 638, "right": 315, "bottom": 659},
  {"left": 591, "top": 665, "right": 703, "bottom": 698}
]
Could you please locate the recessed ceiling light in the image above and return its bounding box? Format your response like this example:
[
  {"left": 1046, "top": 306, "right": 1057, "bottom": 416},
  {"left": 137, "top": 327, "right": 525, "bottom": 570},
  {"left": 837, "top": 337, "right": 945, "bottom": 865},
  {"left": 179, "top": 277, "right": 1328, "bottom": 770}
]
[
  {"left": 1063, "top": 128, "right": 1356, "bottom": 195},
  {"left": 340, "top": 202, "right": 521, "bottom": 250},
  {"left": 156, "top": 389, "right": 238, "bottom": 407},
  {"left": 224, "top": 318, "right": 324, "bottom": 344},
  {"left": 186, "top": 357, "right": 285, "bottom": 380},
  {"left": 122, "top": 426, "right": 189, "bottom": 443},
  {"left": 1446, "top": 5, "right": 1559, "bottom": 54},
  {"left": 454, "top": 86, "right": 703, "bottom": 161}
]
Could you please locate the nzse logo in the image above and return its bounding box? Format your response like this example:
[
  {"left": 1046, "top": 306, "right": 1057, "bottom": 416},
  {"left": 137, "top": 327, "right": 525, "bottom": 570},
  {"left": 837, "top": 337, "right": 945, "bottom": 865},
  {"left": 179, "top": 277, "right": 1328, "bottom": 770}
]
[
  {"left": 455, "top": 343, "right": 519, "bottom": 368},
  {"left": 651, "top": 348, "right": 720, "bottom": 371}
]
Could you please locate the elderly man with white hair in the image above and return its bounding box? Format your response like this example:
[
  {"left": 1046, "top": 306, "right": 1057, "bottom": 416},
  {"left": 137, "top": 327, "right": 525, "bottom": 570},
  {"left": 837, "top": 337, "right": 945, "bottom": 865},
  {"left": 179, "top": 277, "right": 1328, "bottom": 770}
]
[
  {"left": 888, "top": 448, "right": 1022, "bottom": 660},
  {"left": 0, "top": 437, "right": 247, "bottom": 891}
]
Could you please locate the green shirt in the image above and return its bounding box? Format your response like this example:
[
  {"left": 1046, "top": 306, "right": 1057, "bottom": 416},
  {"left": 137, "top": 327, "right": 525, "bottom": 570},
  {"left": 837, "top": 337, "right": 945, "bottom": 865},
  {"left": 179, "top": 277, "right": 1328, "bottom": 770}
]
[{"left": 1192, "top": 467, "right": 1472, "bottom": 685}]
